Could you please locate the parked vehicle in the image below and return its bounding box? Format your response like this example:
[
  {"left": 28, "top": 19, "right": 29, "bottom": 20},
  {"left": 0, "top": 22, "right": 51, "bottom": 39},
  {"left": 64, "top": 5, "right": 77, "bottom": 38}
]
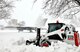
[{"left": 26, "top": 21, "right": 79, "bottom": 47}]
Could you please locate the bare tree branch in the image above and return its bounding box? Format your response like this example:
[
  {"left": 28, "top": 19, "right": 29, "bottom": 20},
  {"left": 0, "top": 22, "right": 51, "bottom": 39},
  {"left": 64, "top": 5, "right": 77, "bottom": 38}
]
[
  {"left": 0, "top": 0, "right": 14, "bottom": 20},
  {"left": 34, "top": 0, "right": 80, "bottom": 19}
]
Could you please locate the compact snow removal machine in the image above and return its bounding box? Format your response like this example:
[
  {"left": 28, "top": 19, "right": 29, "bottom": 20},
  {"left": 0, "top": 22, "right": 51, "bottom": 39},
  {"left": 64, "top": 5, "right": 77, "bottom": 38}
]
[{"left": 26, "top": 22, "right": 79, "bottom": 47}]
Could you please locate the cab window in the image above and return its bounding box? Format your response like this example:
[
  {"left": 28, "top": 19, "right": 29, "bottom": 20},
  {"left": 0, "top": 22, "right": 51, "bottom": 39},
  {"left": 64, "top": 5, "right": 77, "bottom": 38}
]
[{"left": 48, "top": 23, "right": 65, "bottom": 33}]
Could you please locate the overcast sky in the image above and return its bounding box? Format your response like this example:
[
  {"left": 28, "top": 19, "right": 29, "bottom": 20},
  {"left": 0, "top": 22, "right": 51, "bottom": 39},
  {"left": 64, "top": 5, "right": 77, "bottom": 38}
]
[
  {"left": 10, "top": 0, "right": 80, "bottom": 27},
  {"left": 11, "top": 0, "right": 43, "bottom": 26}
]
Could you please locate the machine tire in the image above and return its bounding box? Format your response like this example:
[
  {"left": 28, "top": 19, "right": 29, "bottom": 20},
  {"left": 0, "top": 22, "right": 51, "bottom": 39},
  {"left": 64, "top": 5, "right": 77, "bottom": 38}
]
[
  {"left": 40, "top": 39, "right": 51, "bottom": 47},
  {"left": 61, "top": 33, "right": 66, "bottom": 40}
]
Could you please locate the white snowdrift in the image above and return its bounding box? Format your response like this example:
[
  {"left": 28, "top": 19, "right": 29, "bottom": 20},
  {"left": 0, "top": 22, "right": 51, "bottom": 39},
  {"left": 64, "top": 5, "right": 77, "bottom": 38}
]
[{"left": 0, "top": 32, "right": 80, "bottom": 52}]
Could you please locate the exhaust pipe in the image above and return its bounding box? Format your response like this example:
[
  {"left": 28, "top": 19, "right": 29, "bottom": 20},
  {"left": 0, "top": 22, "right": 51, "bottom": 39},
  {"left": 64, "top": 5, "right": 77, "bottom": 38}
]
[
  {"left": 37, "top": 28, "right": 40, "bottom": 37},
  {"left": 36, "top": 28, "right": 41, "bottom": 46}
]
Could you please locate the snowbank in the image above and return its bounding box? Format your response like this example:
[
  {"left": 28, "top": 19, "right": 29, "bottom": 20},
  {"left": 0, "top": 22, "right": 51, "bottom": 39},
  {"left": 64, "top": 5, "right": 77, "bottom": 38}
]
[{"left": 0, "top": 32, "right": 80, "bottom": 52}]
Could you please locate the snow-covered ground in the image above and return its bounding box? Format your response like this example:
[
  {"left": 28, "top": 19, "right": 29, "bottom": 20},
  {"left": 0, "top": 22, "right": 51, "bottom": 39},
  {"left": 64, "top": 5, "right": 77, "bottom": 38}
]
[{"left": 0, "top": 30, "right": 80, "bottom": 52}]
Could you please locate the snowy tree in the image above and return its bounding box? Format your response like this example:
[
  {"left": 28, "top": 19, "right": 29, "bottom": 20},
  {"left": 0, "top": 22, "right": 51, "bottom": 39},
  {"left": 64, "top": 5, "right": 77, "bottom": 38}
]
[
  {"left": 18, "top": 21, "right": 25, "bottom": 27},
  {"left": 0, "top": 0, "right": 21, "bottom": 28},
  {"left": 34, "top": 0, "right": 80, "bottom": 17},
  {"left": 34, "top": 0, "right": 80, "bottom": 27},
  {"left": 8, "top": 19, "right": 25, "bottom": 27},
  {"left": 0, "top": 0, "right": 14, "bottom": 20},
  {"left": 8, "top": 19, "right": 18, "bottom": 27}
]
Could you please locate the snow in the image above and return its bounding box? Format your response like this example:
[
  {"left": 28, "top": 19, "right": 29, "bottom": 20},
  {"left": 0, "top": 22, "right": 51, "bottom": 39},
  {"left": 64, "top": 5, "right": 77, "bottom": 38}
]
[{"left": 0, "top": 31, "right": 80, "bottom": 52}]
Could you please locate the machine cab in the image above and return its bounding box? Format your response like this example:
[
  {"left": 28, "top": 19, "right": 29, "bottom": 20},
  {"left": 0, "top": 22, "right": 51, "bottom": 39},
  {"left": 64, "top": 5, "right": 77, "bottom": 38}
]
[
  {"left": 45, "top": 22, "right": 76, "bottom": 41},
  {"left": 47, "top": 23, "right": 65, "bottom": 33}
]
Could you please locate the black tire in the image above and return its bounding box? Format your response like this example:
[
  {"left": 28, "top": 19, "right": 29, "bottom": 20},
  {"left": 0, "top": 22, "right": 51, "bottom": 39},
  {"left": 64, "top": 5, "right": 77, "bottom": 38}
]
[
  {"left": 61, "top": 33, "right": 66, "bottom": 40},
  {"left": 41, "top": 39, "right": 51, "bottom": 46}
]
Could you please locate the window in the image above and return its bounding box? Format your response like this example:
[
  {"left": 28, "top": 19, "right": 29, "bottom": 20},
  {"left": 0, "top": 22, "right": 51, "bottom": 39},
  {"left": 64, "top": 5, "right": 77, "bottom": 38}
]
[{"left": 48, "top": 23, "right": 65, "bottom": 33}]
